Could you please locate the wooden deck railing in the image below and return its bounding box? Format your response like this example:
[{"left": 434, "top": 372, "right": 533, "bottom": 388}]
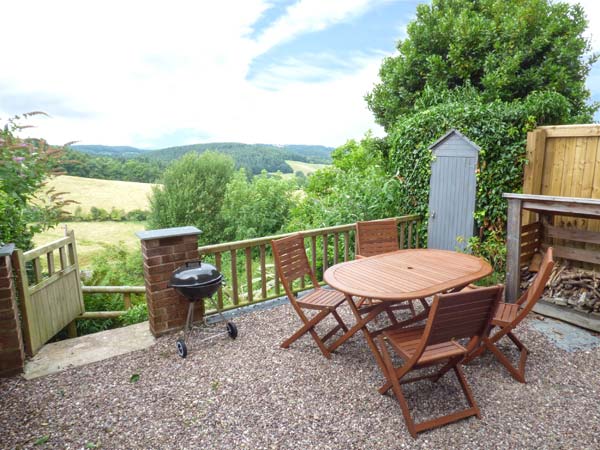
[{"left": 198, "top": 215, "right": 421, "bottom": 315}]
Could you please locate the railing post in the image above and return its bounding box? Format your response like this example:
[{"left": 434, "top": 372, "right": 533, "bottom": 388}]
[{"left": 137, "top": 227, "right": 201, "bottom": 337}]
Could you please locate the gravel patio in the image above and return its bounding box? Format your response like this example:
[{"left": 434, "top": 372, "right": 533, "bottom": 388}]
[{"left": 1, "top": 303, "right": 599, "bottom": 449}]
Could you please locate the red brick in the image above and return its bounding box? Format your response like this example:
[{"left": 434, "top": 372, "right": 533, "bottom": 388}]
[
  {"left": 184, "top": 250, "right": 199, "bottom": 259},
  {"left": 0, "top": 349, "right": 24, "bottom": 371},
  {"left": 158, "top": 236, "right": 185, "bottom": 247},
  {"left": 0, "top": 287, "right": 14, "bottom": 300},
  {"left": 0, "top": 297, "right": 15, "bottom": 311},
  {"left": 0, "top": 332, "right": 22, "bottom": 350},
  {"left": 0, "top": 277, "right": 11, "bottom": 288},
  {"left": 147, "top": 273, "right": 171, "bottom": 284},
  {"left": 0, "top": 317, "right": 18, "bottom": 329},
  {"left": 142, "top": 239, "right": 161, "bottom": 249},
  {"left": 144, "top": 255, "right": 163, "bottom": 267},
  {"left": 144, "top": 262, "right": 176, "bottom": 276},
  {"left": 173, "top": 242, "right": 198, "bottom": 253},
  {"left": 148, "top": 289, "right": 174, "bottom": 302},
  {"left": 143, "top": 246, "right": 175, "bottom": 258}
]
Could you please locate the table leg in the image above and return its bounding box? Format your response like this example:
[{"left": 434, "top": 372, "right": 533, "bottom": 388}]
[
  {"left": 342, "top": 294, "right": 389, "bottom": 375},
  {"left": 328, "top": 296, "right": 387, "bottom": 353}
]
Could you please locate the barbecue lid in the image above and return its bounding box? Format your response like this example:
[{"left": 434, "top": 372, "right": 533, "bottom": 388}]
[{"left": 169, "top": 261, "right": 222, "bottom": 288}]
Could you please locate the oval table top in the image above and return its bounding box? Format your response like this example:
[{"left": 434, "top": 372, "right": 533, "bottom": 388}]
[{"left": 323, "top": 248, "right": 492, "bottom": 301}]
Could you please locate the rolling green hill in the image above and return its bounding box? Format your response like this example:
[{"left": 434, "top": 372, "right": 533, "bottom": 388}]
[{"left": 66, "top": 142, "right": 333, "bottom": 182}]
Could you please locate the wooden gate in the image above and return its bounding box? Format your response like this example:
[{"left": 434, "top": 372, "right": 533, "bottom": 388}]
[
  {"left": 427, "top": 130, "right": 479, "bottom": 250},
  {"left": 13, "top": 231, "right": 84, "bottom": 355}
]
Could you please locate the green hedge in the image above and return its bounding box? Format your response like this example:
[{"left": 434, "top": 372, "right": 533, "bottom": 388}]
[{"left": 387, "top": 90, "right": 572, "bottom": 271}]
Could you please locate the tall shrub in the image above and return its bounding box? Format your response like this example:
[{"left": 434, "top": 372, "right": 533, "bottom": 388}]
[
  {"left": 147, "top": 151, "right": 234, "bottom": 245},
  {"left": 0, "top": 113, "right": 70, "bottom": 250}
]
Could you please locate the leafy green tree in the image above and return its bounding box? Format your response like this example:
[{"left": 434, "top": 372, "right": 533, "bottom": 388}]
[
  {"left": 0, "top": 113, "right": 70, "bottom": 250},
  {"left": 147, "top": 151, "right": 234, "bottom": 244},
  {"left": 366, "top": 0, "right": 598, "bottom": 130},
  {"left": 221, "top": 170, "right": 296, "bottom": 240},
  {"left": 288, "top": 134, "right": 402, "bottom": 230}
]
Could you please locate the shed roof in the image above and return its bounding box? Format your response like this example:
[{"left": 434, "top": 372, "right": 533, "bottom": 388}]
[{"left": 429, "top": 129, "right": 481, "bottom": 151}]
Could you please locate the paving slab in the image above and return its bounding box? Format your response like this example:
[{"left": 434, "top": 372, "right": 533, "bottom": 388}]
[
  {"left": 531, "top": 316, "right": 600, "bottom": 352},
  {"left": 23, "top": 321, "right": 155, "bottom": 379}
]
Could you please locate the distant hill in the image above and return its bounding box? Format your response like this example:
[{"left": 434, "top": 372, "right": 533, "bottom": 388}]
[
  {"left": 66, "top": 141, "right": 333, "bottom": 182},
  {"left": 73, "top": 142, "right": 333, "bottom": 164},
  {"left": 72, "top": 145, "right": 149, "bottom": 158}
]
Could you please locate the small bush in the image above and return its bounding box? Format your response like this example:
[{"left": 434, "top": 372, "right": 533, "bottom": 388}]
[{"left": 119, "top": 303, "right": 148, "bottom": 326}]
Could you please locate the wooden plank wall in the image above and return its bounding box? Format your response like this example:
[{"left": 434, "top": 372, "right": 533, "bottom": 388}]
[{"left": 522, "top": 125, "right": 600, "bottom": 266}]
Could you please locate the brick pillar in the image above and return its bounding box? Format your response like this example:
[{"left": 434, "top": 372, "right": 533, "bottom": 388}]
[
  {"left": 137, "top": 227, "right": 203, "bottom": 337},
  {"left": 0, "top": 245, "right": 25, "bottom": 377}
]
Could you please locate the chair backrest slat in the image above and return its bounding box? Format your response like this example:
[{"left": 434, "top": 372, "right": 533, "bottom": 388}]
[
  {"left": 356, "top": 219, "right": 399, "bottom": 257},
  {"left": 426, "top": 286, "right": 503, "bottom": 347},
  {"left": 518, "top": 247, "right": 554, "bottom": 313},
  {"left": 271, "top": 234, "right": 315, "bottom": 293}
]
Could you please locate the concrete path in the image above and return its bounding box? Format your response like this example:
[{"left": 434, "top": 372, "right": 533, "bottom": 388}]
[{"left": 23, "top": 322, "right": 155, "bottom": 379}]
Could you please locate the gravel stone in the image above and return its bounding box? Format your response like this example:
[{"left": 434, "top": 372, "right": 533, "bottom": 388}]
[{"left": 1, "top": 305, "right": 599, "bottom": 449}]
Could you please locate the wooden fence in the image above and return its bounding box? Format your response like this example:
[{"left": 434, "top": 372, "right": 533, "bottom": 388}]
[
  {"left": 522, "top": 124, "right": 600, "bottom": 265},
  {"left": 198, "top": 215, "right": 422, "bottom": 315}
]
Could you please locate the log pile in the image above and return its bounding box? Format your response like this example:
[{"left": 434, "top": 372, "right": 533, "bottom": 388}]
[{"left": 522, "top": 259, "right": 600, "bottom": 315}]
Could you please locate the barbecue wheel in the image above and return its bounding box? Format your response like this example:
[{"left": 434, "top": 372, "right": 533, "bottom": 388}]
[
  {"left": 176, "top": 338, "right": 188, "bottom": 358},
  {"left": 226, "top": 322, "right": 238, "bottom": 339}
]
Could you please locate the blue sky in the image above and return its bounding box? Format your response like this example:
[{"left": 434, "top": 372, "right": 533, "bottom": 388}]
[{"left": 0, "top": 0, "right": 598, "bottom": 148}]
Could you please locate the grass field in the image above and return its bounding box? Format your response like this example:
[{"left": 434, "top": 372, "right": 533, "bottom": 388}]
[
  {"left": 285, "top": 160, "right": 329, "bottom": 175},
  {"left": 34, "top": 221, "right": 146, "bottom": 268},
  {"left": 44, "top": 175, "right": 156, "bottom": 213}
]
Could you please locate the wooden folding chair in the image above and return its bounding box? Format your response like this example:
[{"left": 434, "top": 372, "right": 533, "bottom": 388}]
[
  {"left": 272, "top": 233, "right": 350, "bottom": 359},
  {"left": 463, "top": 248, "right": 554, "bottom": 383},
  {"left": 355, "top": 219, "right": 416, "bottom": 317},
  {"left": 377, "top": 285, "right": 503, "bottom": 438}
]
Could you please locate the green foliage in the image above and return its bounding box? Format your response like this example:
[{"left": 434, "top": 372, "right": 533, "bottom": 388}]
[
  {"left": 69, "top": 206, "right": 148, "bottom": 222},
  {"left": 78, "top": 245, "right": 145, "bottom": 335},
  {"left": 147, "top": 152, "right": 234, "bottom": 245},
  {"left": 0, "top": 113, "right": 70, "bottom": 250},
  {"left": 221, "top": 170, "right": 296, "bottom": 241},
  {"left": 366, "top": 0, "right": 598, "bottom": 130},
  {"left": 63, "top": 149, "right": 165, "bottom": 183},
  {"left": 119, "top": 303, "right": 148, "bottom": 326},
  {"left": 287, "top": 134, "right": 403, "bottom": 230},
  {"left": 467, "top": 228, "right": 507, "bottom": 280},
  {"left": 387, "top": 90, "right": 571, "bottom": 234}
]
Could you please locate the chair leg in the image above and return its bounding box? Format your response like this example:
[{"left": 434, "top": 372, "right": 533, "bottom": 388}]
[
  {"left": 377, "top": 336, "right": 417, "bottom": 438},
  {"left": 485, "top": 336, "right": 528, "bottom": 383},
  {"left": 453, "top": 365, "right": 481, "bottom": 419},
  {"left": 331, "top": 309, "right": 349, "bottom": 332},
  {"left": 281, "top": 309, "right": 332, "bottom": 358}
]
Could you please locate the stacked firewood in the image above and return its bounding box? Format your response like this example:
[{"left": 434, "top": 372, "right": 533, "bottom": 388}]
[{"left": 522, "top": 259, "right": 600, "bottom": 314}]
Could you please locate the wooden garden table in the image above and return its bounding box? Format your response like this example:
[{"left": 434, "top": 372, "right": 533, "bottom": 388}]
[{"left": 323, "top": 248, "right": 492, "bottom": 372}]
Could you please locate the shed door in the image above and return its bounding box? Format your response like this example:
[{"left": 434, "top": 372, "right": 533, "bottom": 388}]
[{"left": 427, "top": 145, "right": 478, "bottom": 251}]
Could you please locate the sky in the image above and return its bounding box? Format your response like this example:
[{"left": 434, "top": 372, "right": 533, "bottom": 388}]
[{"left": 0, "top": 0, "right": 598, "bottom": 149}]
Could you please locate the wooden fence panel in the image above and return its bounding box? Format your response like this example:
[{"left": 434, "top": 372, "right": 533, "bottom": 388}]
[{"left": 522, "top": 125, "right": 600, "bottom": 266}]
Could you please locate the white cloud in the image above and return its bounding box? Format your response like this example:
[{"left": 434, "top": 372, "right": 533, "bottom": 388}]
[
  {"left": 0, "top": 0, "right": 385, "bottom": 147},
  {"left": 253, "top": 0, "right": 375, "bottom": 55}
]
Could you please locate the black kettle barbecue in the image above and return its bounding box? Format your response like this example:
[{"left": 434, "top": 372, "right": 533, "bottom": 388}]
[{"left": 168, "top": 260, "right": 237, "bottom": 358}]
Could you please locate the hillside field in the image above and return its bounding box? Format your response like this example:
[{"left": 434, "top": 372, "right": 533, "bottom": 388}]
[
  {"left": 45, "top": 175, "right": 156, "bottom": 213},
  {"left": 285, "top": 160, "right": 329, "bottom": 175},
  {"left": 34, "top": 221, "right": 146, "bottom": 268}
]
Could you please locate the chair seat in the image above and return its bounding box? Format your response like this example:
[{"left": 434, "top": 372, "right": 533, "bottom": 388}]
[
  {"left": 492, "top": 302, "right": 519, "bottom": 326},
  {"left": 298, "top": 288, "right": 346, "bottom": 309},
  {"left": 384, "top": 326, "right": 467, "bottom": 365}
]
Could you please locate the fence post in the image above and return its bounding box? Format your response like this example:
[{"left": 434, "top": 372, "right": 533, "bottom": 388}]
[
  {"left": 137, "top": 227, "right": 202, "bottom": 337},
  {"left": 0, "top": 245, "right": 25, "bottom": 377}
]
